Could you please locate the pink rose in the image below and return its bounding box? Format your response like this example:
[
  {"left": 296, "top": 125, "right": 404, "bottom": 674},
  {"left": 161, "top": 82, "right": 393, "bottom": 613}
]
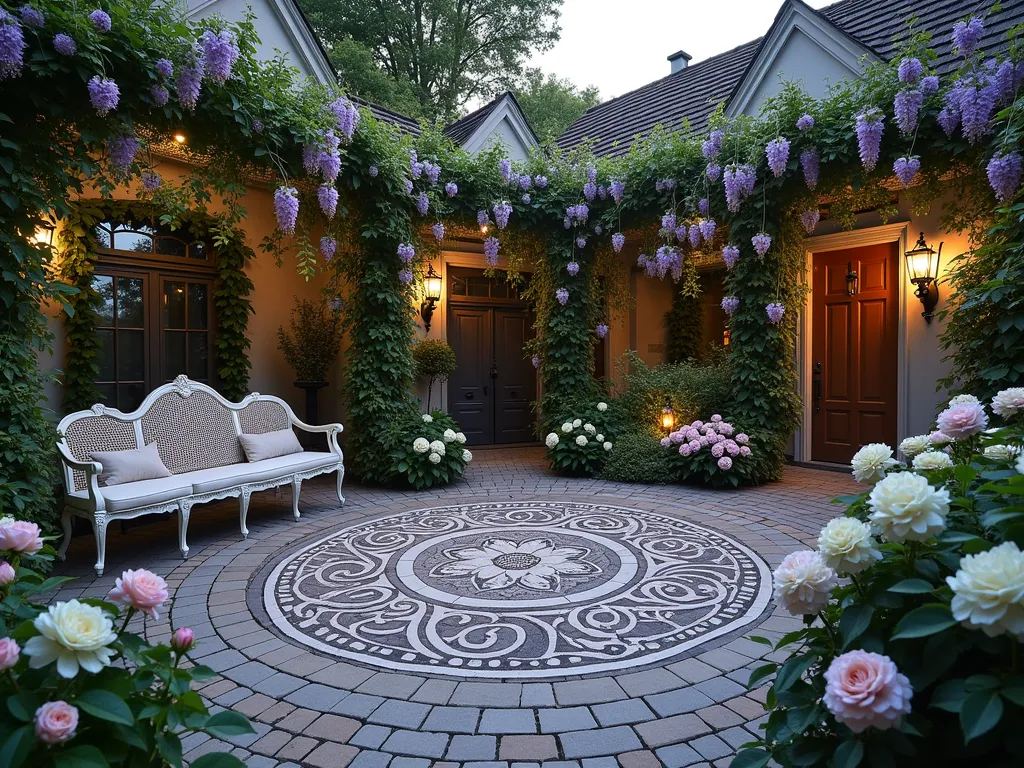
[
  {"left": 170, "top": 627, "right": 195, "bottom": 652},
  {"left": 718, "top": 456, "right": 733, "bottom": 470},
  {"left": 0, "top": 561, "right": 15, "bottom": 585},
  {"left": 108, "top": 569, "right": 169, "bottom": 619},
  {"left": 736, "top": 433, "right": 749, "bottom": 444},
  {"left": 34, "top": 701, "right": 78, "bottom": 744},
  {"left": 936, "top": 402, "right": 988, "bottom": 440},
  {"left": 823, "top": 651, "right": 912, "bottom": 733},
  {"left": 0, "top": 521, "right": 43, "bottom": 554},
  {"left": 0, "top": 637, "right": 20, "bottom": 670}
]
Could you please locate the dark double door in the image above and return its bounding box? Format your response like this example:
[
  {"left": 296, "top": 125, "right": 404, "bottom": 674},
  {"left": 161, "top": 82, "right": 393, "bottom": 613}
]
[{"left": 448, "top": 303, "right": 536, "bottom": 446}]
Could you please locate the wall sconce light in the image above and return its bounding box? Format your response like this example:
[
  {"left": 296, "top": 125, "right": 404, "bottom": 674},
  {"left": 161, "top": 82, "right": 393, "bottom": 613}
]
[
  {"left": 31, "top": 222, "right": 55, "bottom": 248},
  {"left": 420, "top": 263, "right": 442, "bottom": 332},
  {"left": 905, "top": 232, "right": 942, "bottom": 323},
  {"left": 660, "top": 398, "right": 675, "bottom": 432},
  {"left": 845, "top": 261, "right": 858, "bottom": 296},
  {"left": 173, "top": 132, "right": 187, "bottom": 145}
]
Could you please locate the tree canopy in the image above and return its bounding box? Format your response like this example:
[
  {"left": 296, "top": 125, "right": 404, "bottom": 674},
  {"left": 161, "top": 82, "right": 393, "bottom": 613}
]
[{"left": 514, "top": 67, "right": 599, "bottom": 143}]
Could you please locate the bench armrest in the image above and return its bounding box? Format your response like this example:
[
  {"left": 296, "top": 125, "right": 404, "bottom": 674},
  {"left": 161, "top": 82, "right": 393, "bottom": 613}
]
[
  {"left": 56, "top": 442, "right": 107, "bottom": 512},
  {"left": 291, "top": 419, "right": 344, "bottom": 459}
]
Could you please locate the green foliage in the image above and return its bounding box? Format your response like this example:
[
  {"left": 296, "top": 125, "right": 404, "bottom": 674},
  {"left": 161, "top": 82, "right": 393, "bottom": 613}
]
[
  {"left": 326, "top": 37, "right": 425, "bottom": 118},
  {"left": 598, "top": 428, "right": 675, "bottom": 484},
  {"left": 386, "top": 409, "right": 472, "bottom": 489},
  {"left": 514, "top": 68, "right": 600, "bottom": 144},
  {"left": 543, "top": 402, "right": 614, "bottom": 476},
  {"left": 208, "top": 220, "right": 255, "bottom": 402},
  {"left": 412, "top": 338, "right": 457, "bottom": 411},
  {"left": 277, "top": 298, "right": 343, "bottom": 383},
  {"left": 665, "top": 286, "right": 704, "bottom": 363},
  {"left": 743, "top": 415, "right": 1024, "bottom": 766}
]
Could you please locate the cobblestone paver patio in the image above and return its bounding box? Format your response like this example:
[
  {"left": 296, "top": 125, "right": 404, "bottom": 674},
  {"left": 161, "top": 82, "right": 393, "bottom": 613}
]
[{"left": 51, "top": 447, "right": 857, "bottom": 768}]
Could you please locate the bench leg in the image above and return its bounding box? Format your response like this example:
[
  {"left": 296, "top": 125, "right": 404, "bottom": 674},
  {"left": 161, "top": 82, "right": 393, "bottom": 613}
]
[
  {"left": 291, "top": 477, "right": 302, "bottom": 521},
  {"left": 57, "top": 506, "right": 74, "bottom": 561},
  {"left": 178, "top": 502, "right": 191, "bottom": 559},
  {"left": 92, "top": 514, "right": 108, "bottom": 577},
  {"left": 239, "top": 488, "right": 251, "bottom": 539}
]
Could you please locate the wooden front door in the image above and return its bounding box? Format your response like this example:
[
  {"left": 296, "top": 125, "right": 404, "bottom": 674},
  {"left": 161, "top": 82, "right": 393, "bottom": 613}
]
[{"left": 811, "top": 242, "right": 899, "bottom": 463}]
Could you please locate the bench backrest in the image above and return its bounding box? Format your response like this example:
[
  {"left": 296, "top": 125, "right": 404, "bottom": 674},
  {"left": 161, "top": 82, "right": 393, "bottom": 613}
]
[{"left": 58, "top": 376, "right": 294, "bottom": 492}]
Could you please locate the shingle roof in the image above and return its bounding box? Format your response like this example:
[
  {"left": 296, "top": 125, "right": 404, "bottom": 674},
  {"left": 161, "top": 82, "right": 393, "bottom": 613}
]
[
  {"left": 558, "top": 0, "right": 1024, "bottom": 157},
  {"left": 444, "top": 92, "right": 540, "bottom": 146},
  {"left": 348, "top": 95, "right": 423, "bottom": 136}
]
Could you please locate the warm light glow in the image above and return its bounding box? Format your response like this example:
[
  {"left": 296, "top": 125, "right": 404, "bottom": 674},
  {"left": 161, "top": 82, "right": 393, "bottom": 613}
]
[
  {"left": 173, "top": 133, "right": 187, "bottom": 144},
  {"left": 423, "top": 264, "right": 442, "bottom": 302},
  {"left": 480, "top": 224, "right": 488, "bottom": 234},
  {"left": 904, "top": 232, "right": 941, "bottom": 283},
  {"left": 660, "top": 400, "right": 675, "bottom": 432},
  {"left": 30, "top": 224, "right": 55, "bottom": 247}
]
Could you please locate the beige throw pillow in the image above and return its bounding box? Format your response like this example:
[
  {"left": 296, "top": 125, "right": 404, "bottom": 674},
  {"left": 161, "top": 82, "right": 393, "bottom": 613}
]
[
  {"left": 238, "top": 428, "right": 303, "bottom": 462},
  {"left": 90, "top": 442, "right": 173, "bottom": 487}
]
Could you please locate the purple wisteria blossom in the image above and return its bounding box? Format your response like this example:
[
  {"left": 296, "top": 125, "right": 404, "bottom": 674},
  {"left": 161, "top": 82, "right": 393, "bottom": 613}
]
[
  {"left": 141, "top": 170, "right": 161, "bottom": 192},
  {"left": 801, "top": 208, "right": 820, "bottom": 234},
  {"left": 519, "top": 174, "right": 532, "bottom": 191},
  {"left": 252, "top": 119, "right": 264, "bottom": 134},
  {"left": 416, "top": 192, "right": 429, "bottom": 216},
  {"left": 316, "top": 130, "right": 341, "bottom": 181},
  {"left": 176, "top": 55, "right": 204, "bottom": 111},
  {"left": 688, "top": 224, "right": 701, "bottom": 248},
  {"left": 53, "top": 33, "right": 76, "bottom": 56},
  {"left": 89, "top": 9, "right": 111, "bottom": 33},
  {"left": 566, "top": 260, "right": 580, "bottom": 276},
  {"left": 898, "top": 57, "right": 923, "bottom": 84},
  {"left": 705, "top": 163, "right": 722, "bottom": 182},
  {"left": 797, "top": 113, "right": 815, "bottom": 131},
  {"left": 575, "top": 237, "right": 586, "bottom": 249},
  {"left": 445, "top": 182, "right": 458, "bottom": 197},
  {"left": 702, "top": 129, "right": 724, "bottom": 159},
  {"left": 766, "top": 303, "right": 785, "bottom": 324},
  {"left": 397, "top": 243, "right": 415, "bottom": 263},
  {"left": 0, "top": 17, "right": 25, "bottom": 79},
  {"left": 594, "top": 224, "right": 603, "bottom": 235},
  {"left": 493, "top": 201, "right": 512, "bottom": 229},
  {"left": 612, "top": 233, "right": 625, "bottom": 253},
  {"left": 800, "top": 148, "right": 819, "bottom": 190},
  {"left": 330, "top": 97, "right": 359, "bottom": 141},
  {"left": 151, "top": 85, "right": 169, "bottom": 106},
  {"left": 855, "top": 108, "right": 884, "bottom": 171},
  {"left": 674, "top": 225, "right": 688, "bottom": 243},
  {"left": 893, "top": 156, "right": 921, "bottom": 187},
  {"left": 723, "top": 165, "right": 756, "bottom": 212},
  {"left": 752, "top": 232, "right": 771, "bottom": 257},
  {"left": 987, "top": 152, "right": 1023, "bottom": 202},
  {"left": 948, "top": 74, "right": 998, "bottom": 143},
  {"left": 938, "top": 107, "right": 959, "bottom": 136},
  {"left": 477, "top": 210, "right": 490, "bottom": 228},
  {"left": 583, "top": 181, "right": 597, "bottom": 201},
  {"left": 409, "top": 158, "right": 422, "bottom": 180},
  {"left": 721, "top": 296, "right": 739, "bottom": 316},
  {"left": 597, "top": 184, "right": 607, "bottom": 200},
  {"left": 699, "top": 218, "right": 716, "bottom": 242},
  {"left": 555, "top": 288, "right": 570, "bottom": 305},
  {"left": 521, "top": 193, "right": 531, "bottom": 204},
  {"left": 655, "top": 178, "right": 677, "bottom": 193},
  {"left": 499, "top": 158, "right": 512, "bottom": 182},
  {"left": 586, "top": 165, "right": 597, "bottom": 183},
  {"left": 399, "top": 269, "right": 413, "bottom": 285},
  {"left": 483, "top": 236, "right": 500, "bottom": 266},
  {"left": 566, "top": 203, "right": 589, "bottom": 225},
  {"left": 952, "top": 17, "right": 984, "bottom": 58},
  {"left": 20, "top": 6, "right": 43, "bottom": 28},
  {"left": 425, "top": 161, "right": 441, "bottom": 185},
  {"left": 320, "top": 236, "right": 337, "bottom": 261},
  {"left": 655, "top": 245, "right": 683, "bottom": 281},
  {"left": 201, "top": 31, "right": 239, "bottom": 85},
  {"left": 535, "top": 175, "right": 549, "bottom": 189},
  {"left": 155, "top": 58, "right": 174, "bottom": 78},
  {"left": 722, "top": 245, "right": 739, "bottom": 269},
  {"left": 595, "top": 323, "right": 609, "bottom": 339},
  {"left": 921, "top": 75, "right": 940, "bottom": 95},
  {"left": 274, "top": 187, "right": 299, "bottom": 235},
  {"left": 432, "top": 222, "right": 445, "bottom": 241},
  {"left": 368, "top": 165, "right": 378, "bottom": 177},
  {"left": 532, "top": 356, "right": 541, "bottom": 368},
  {"left": 328, "top": 297, "right": 344, "bottom": 312},
  {"left": 661, "top": 212, "right": 677, "bottom": 232},
  {"left": 107, "top": 134, "right": 139, "bottom": 171},
  {"left": 302, "top": 144, "right": 318, "bottom": 174},
  {"left": 894, "top": 89, "right": 923, "bottom": 136},
  {"left": 698, "top": 197, "right": 709, "bottom": 215},
  {"left": 766, "top": 137, "right": 790, "bottom": 177},
  {"left": 88, "top": 76, "right": 119, "bottom": 116},
  {"left": 609, "top": 179, "right": 625, "bottom": 204},
  {"left": 318, "top": 184, "right": 338, "bottom": 219}
]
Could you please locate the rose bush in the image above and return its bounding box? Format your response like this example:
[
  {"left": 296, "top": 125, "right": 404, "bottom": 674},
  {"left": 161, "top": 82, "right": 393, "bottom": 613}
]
[
  {"left": 544, "top": 402, "right": 614, "bottom": 476},
  {"left": 0, "top": 520, "right": 254, "bottom": 768},
  {"left": 733, "top": 389, "right": 1024, "bottom": 767},
  {"left": 387, "top": 409, "right": 472, "bottom": 489}
]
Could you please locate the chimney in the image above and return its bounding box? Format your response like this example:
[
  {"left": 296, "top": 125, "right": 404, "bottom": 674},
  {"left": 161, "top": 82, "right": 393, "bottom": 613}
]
[{"left": 668, "top": 50, "right": 692, "bottom": 74}]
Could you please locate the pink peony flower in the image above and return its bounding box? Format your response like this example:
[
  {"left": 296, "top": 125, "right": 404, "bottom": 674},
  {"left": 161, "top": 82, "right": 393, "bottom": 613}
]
[
  {"left": 0, "top": 637, "right": 19, "bottom": 670},
  {"left": 718, "top": 456, "right": 733, "bottom": 470},
  {"left": 823, "top": 651, "right": 912, "bottom": 733},
  {"left": 0, "top": 521, "right": 42, "bottom": 554},
  {"left": 929, "top": 430, "right": 951, "bottom": 445},
  {"left": 170, "top": 627, "right": 195, "bottom": 652},
  {"left": 34, "top": 701, "right": 78, "bottom": 744},
  {"left": 0, "top": 561, "right": 14, "bottom": 585},
  {"left": 108, "top": 569, "right": 169, "bottom": 619},
  {"left": 936, "top": 401, "right": 989, "bottom": 439}
]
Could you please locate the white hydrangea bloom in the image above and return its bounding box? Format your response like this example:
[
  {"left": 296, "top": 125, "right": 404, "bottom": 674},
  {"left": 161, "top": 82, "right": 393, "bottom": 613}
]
[
  {"left": 429, "top": 440, "right": 446, "bottom": 454},
  {"left": 984, "top": 445, "right": 1021, "bottom": 461},
  {"left": 597, "top": 402, "right": 608, "bottom": 412},
  {"left": 428, "top": 451, "right": 442, "bottom": 464},
  {"left": 949, "top": 394, "right": 981, "bottom": 407},
  {"left": 818, "top": 517, "right": 881, "bottom": 574},
  {"left": 412, "top": 437, "right": 430, "bottom": 454},
  {"left": 992, "top": 387, "right": 1024, "bottom": 419},
  {"left": 545, "top": 433, "right": 559, "bottom": 449},
  {"left": 595, "top": 434, "right": 605, "bottom": 442},
  {"left": 912, "top": 451, "right": 954, "bottom": 472},
  {"left": 584, "top": 423, "right": 596, "bottom": 434},
  {"left": 851, "top": 443, "right": 898, "bottom": 484},
  {"left": 456, "top": 432, "right": 467, "bottom": 444},
  {"left": 898, "top": 435, "right": 931, "bottom": 460},
  {"left": 868, "top": 472, "right": 950, "bottom": 543},
  {"left": 947, "top": 542, "right": 1024, "bottom": 639},
  {"left": 575, "top": 435, "right": 588, "bottom": 447},
  {"left": 462, "top": 449, "right": 473, "bottom": 463},
  {"left": 422, "top": 413, "right": 433, "bottom": 423},
  {"left": 572, "top": 419, "right": 582, "bottom": 428},
  {"left": 442, "top": 428, "right": 457, "bottom": 443},
  {"left": 603, "top": 441, "right": 613, "bottom": 451},
  {"left": 773, "top": 551, "right": 836, "bottom": 616},
  {"left": 561, "top": 422, "right": 573, "bottom": 434}
]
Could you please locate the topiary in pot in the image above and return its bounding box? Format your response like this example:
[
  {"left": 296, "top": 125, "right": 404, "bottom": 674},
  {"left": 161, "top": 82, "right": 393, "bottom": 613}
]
[
  {"left": 412, "top": 338, "right": 456, "bottom": 411},
  {"left": 278, "top": 298, "right": 343, "bottom": 425}
]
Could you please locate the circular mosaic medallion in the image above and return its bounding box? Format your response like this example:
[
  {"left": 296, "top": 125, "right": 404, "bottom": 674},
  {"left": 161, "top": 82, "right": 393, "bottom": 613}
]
[{"left": 263, "top": 501, "right": 771, "bottom": 678}]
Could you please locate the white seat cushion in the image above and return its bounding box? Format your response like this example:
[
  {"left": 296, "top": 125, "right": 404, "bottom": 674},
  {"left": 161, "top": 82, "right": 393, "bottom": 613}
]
[
  {"left": 186, "top": 452, "right": 340, "bottom": 495},
  {"left": 67, "top": 476, "right": 193, "bottom": 513}
]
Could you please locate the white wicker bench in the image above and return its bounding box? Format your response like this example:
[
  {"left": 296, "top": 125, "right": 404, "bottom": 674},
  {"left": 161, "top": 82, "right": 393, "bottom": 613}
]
[{"left": 56, "top": 376, "right": 344, "bottom": 575}]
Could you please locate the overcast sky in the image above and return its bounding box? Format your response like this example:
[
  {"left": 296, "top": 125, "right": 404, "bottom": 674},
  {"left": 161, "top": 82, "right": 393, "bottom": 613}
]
[{"left": 527, "top": 0, "right": 836, "bottom": 101}]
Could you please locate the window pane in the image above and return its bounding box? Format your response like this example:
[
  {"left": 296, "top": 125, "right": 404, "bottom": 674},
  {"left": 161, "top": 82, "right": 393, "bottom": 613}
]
[
  {"left": 116, "top": 277, "right": 144, "bottom": 327},
  {"left": 164, "top": 331, "right": 186, "bottom": 379},
  {"left": 92, "top": 225, "right": 111, "bottom": 249},
  {"left": 451, "top": 278, "right": 466, "bottom": 296},
  {"left": 154, "top": 237, "right": 187, "bottom": 258},
  {"left": 93, "top": 275, "right": 114, "bottom": 325},
  {"left": 187, "top": 283, "right": 208, "bottom": 330},
  {"left": 188, "top": 333, "right": 208, "bottom": 380},
  {"left": 96, "top": 383, "right": 116, "bottom": 408},
  {"left": 117, "top": 330, "right": 145, "bottom": 380},
  {"left": 164, "top": 282, "right": 186, "bottom": 329},
  {"left": 189, "top": 241, "right": 208, "bottom": 260},
  {"left": 467, "top": 276, "right": 489, "bottom": 297},
  {"left": 118, "top": 383, "right": 145, "bottom": 413},
  {"left": 113, "top": 231, "right": 153, "bottom": 253},
  {"left": 490, "top": 280, "right": 509, "bottom": 298},
  {"left": 96, "top": 329, "right": 115, "bottom": 381}
]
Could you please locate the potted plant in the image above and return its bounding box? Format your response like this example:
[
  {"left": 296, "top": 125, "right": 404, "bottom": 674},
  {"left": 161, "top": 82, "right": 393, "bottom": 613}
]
[
  {"left": 277, "top": 298, "right": 343, "bottom": 428},
  {"left": 412, "top": 338, "right": 456, "bottom": 411}
]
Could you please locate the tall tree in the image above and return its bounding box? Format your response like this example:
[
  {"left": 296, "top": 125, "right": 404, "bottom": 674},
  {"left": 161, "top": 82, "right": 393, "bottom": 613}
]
[
  {"left": 514, "top": 68, "right": 599, "bottom": 143},
  {"left": 297, "top": 0, "right": 563, "bottom": 121},
  {"left": 328, "top": 37, "right": 425, "bottom": 118}
]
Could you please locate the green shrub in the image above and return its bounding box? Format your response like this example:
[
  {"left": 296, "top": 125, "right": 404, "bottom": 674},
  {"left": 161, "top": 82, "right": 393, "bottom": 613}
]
[
  {"left": 599, "top": 428, "right": 675, "bottom": 484},
  {"left": 386, "top": 409, "right": 472, "bottom": 489},
  {"left": 412, "top": 339, "right": 457, "bottom": 411},
  {"left": 277, "top": 298, "right": 342, "bottom": 383},
  {"left": 543, "top": 401, "right": 614, "bottom": 476},
  {"left": 665, "top": 288, "right": 703, "bottom": 363}
]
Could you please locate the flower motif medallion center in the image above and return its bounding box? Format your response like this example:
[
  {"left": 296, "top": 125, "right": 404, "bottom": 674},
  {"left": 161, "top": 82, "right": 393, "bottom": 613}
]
[{"left": 263, "top": 501, "right": 771, "bottom": 678}]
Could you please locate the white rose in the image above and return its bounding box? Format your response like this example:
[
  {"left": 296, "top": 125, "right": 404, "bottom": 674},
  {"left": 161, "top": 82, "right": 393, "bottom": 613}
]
[
  {"left": 773, "top": 551, "right": 836, "bottom": 616},
  {"left": 984, "top": 445, "right": 1021, "bottom": 461},
  {"left": 462, "top": 449, "right": 473, "bottom": 462},
  {"left": 584, "top": 423, "right": 596, "bottom": 434},
  {"left": 595, "top": 434, "right": 604, "bottom": 442},
  {"left": 947, "top": 541, "right": 1024, "bottom": 639},
  {"left": 868, "top": 472, "right": 950, "bottom": 543},
  {"left": 24, "top": 600, "right": 117, "bottom": 678},
  {"left": 898, "top": 435, "right": 931, "bottom": 460},
  {"left": 575, "top": 435, "right": 588, "bottom": 447},
  {"left": 412, "top": 437, "right": 430, "bottom": 454},
  {"left": 572, "top": 419, "right": 582, "bottom": 428},
  {"left": 992, "top": 387, "right": 1024, "bottom": 419},
  {"left": 545, "top": 433, "right": 559, "bottom": 449},
  {"left": 561, "top": 422, "right": 573, "bottom": 434},
  {"left": 422, "top": 413, "right": 433, "bottom": 423},
  {"left": 443, "top": 428, "right": 457, "bottom": 443},
  {"left": 949, "top": 394, "right": 981, "bottom": 407},
  {"left": 597, "top": 402, "right": 608, "bottom": 412},
  {"left": 817, "top": 517, "right": 881, "bottom": 574},
  {"left": 456, "top": 432, "right": 467, "bottom": 444},
  {"left": 603, "top": 441, "right": 613, "bottom": 451},
  {"left": 428, "top": 451, "right": 442, "bottom": 464},
  {"left": 851, "top": 443, "right": 898, "bottom": 484},
  {"left": 429, "top": 440, "right": 446, "bottom": 454},
  {"left": 912, "top": 451, "right": 954, "bottom": 472}
]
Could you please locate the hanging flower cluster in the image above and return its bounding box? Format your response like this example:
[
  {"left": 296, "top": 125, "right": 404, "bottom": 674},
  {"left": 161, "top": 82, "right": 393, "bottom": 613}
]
[
  {"left": 445, "top": 181, "right": 458, "bottom": 197},
  {"left": 800, "top": 148, "right": 819, "bottom": 190},
  {"left": 766, "top": 302, "right": 786, "bottom": 324},
  {"left": 201, "top": 30, "right": 239, "bottom": 86},
  {"left": 723, "top": 164, "right": 756, "bottom": 212},
  {"left": 565, "top": 203, "right": 589, "bottom": 226},
  {"left": 88, "top": 9, "right": 111, "bottom": 33},
  {"left": 317, "top": 184, "right": 338, "bottom": 219},
  {"left": 751, "top": 232, "right": 771, "bottom": 257},
  {"left": 431, "top": 222, "right": 445, "bottom": 241},
  {"left": 595, "top": 323, "right": 609, "bottom": 339},
  {"left": 397, "top": 243, "right": 415, "bottom": 264},
  {"left": 555, "top": 287, "right": 570, "bottom": 305},
  {"left": 611, "top": 232, "right": 625, "bottom": 252},
  {"left": 609, "top": 179, "right": 625, "bottom": 204},
  {"left": 721, "top": 296, "right": 740, "bottom": 316},
  {"left": 566, "top": 260, "right": 580, "bottom": 276},
  {"left": 106, "top": 134, "right": 139, "bottom": 172},
  {"left": 0, "top": 11, "right": 26, "bottom": 79},
  {"left": 801, "top": 208, "right": 820, "bottom": 234},
  {"left": 796, "top": 113, "right": 814, "bottom": 131},
  {"left": 638, "top": 246, "right": 683, "bottom": 281},
  {"left": 766, "top": 137, "right": 790, "bottom": 177},
  {"left": 893, "top": 156, "right": 921, "bottom": 187},
  {"left": 722, "top": 245, "right": 739, "bottom": 270},
  {"left": 273, "top": 186, "right": 299, "bottom": 234},
  {"left": 855, "top": 108, "right": 884, "bottom": 171},
  {"left": 330, "top": 96, "right": 360, "bottom": 142},
  {"left": 493, "top": 201, "right": 512, "bottom": 229},
  {"left": 483, "top": 236, "right": 499, "bottom": 266},
  {"left": 987, "top": 152, "right": 1023, "bottom": 202},
  {"left": 320, "top": 236, "right": 336, "bottom": 261},
  {"left": 87, "top": 76, "right": 119, "bottom": 116}
]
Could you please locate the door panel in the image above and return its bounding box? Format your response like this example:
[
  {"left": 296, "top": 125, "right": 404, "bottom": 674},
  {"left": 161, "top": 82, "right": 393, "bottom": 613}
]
[
  {"left": 494, "top": 309, "right": 536, "bottom": 444},
  {"left": 448, "top": 307, "right": 493, "bottom": 445},
  {"left": 812, "top": 242, "right": 898, "bottom": 463}
]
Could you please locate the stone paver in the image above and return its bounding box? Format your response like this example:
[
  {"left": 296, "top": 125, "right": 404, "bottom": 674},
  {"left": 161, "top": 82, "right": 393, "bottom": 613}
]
[{"left": 51, "top": 449, "right": 858, "bottom": 768}]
